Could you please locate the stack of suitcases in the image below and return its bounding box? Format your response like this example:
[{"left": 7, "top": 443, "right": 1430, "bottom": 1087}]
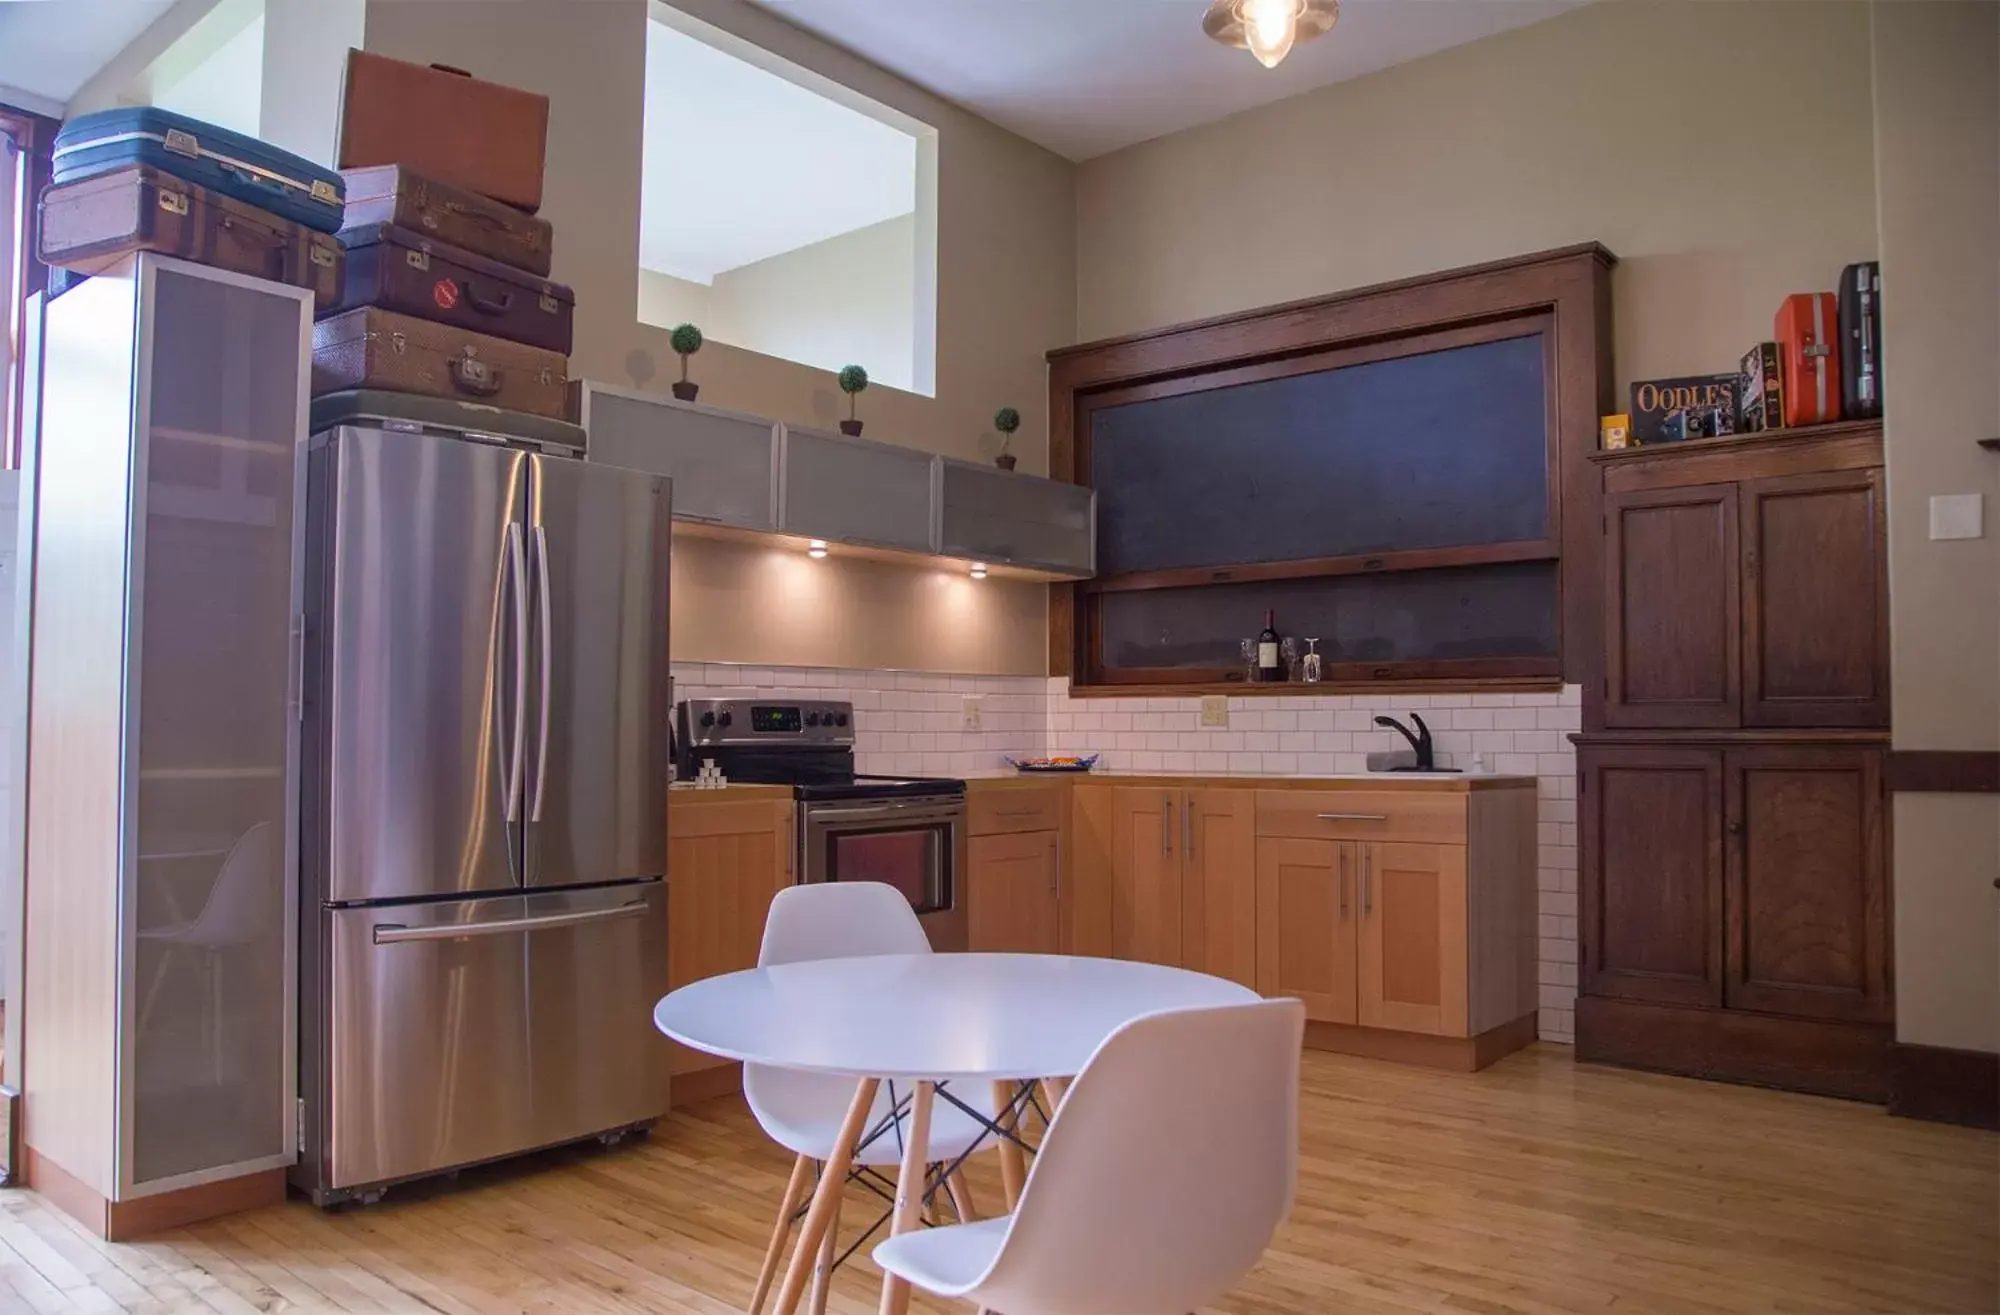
[{"left": 316, "top": 51, "right": 572, "bottom": 420}]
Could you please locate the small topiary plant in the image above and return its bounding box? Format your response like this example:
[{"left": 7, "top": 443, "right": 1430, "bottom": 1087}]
[
  {"left": 994, "top": 406, "right": 1021, "bottom": 469},
  {"left": 837, "top": 364, "right": 870, "bottom": 434},
  {"left": 669, "top": 323, "right": 704, "bottom": 401}
]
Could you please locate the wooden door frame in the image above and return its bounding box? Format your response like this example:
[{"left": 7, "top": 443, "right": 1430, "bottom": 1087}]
[
  {"left": 1739, "top": 467, "right": 1891, "bottom": 728},
  {"left": 1601, "top": 483, "right": 1743, "bottom": 729}
]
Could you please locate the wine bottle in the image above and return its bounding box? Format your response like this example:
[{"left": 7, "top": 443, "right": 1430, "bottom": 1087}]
[{"left": 1257, "top": 609, "right": 1283, "bottom": 683}]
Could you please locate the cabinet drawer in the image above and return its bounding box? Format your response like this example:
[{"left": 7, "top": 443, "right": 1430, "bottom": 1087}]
[
  {"left": 968, "top": 786, "right": 1065, "bottom": 836},
  {"left": 1255, "top": 790, "right": 1466, "bottom": 845}
]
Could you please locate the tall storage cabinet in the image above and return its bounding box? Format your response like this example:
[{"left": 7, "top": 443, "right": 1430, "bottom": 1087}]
[
  {"left": 1579, "top": 421, "right": 1893, "bottom": 1101},
  {"left": 23, "top": 255, "right": 309, "bottom": 1229}
]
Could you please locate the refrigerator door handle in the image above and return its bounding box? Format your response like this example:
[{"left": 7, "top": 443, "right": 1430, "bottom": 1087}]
[
  {"left": 531, "top": 523, "right": 553, "bottom": 823},
  {"left": 504, "top": 522, "right": 528, "bottom": 822},
  {"left": 372, "top": 899, "right": 649, "bottom": 945}
]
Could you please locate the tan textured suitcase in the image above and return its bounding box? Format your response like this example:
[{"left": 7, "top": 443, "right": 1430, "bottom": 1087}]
[
  {"left": 312, "top": 307, "right": 567, "bottom": 418},
  {"left": 337, "top": 52, "right": 549, "bottom": 213},
  {"left": 39, "top": 163, "right": 343, "bottom": 303},
  {"left": 339, "top": 164, "right": 553, "bottom": 276}
]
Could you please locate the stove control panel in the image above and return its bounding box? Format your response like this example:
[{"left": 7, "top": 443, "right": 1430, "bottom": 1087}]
[{"left": 678, "top": 697, "right": 854, "bottom": 749}]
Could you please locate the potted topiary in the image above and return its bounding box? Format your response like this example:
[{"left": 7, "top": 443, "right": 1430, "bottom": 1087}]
[
  {"left": 669, "top": 323, "right": 703, "bottom": 402},
  {"left": 837, "top": 364, "right": 869, "bottom": 436},
  {"left": 993, "top": 406, "right": 1021, "bottom": 470}
]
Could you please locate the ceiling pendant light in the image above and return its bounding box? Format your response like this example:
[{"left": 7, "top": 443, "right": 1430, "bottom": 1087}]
[{"left": 1203, "top": 0, "right": 1339, "bottom": 70}]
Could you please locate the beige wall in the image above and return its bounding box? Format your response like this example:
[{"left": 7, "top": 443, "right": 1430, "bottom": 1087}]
[
  {"left": 1074, "top": 0, "right": 1878, "bottom": 398},
  {"left": 362, "top": 0, "right": 1072, "bottom": 476},
  {"left": 637, "top": 268, "right": 713, "bottom": 333},
  {"left": 709, "top": 214, "right": 917, "bottom": 394},
  {"left": 671, "top": 532, "right": 1045, "bottom": 675},
  {"left": 1872, "top": 0, "right": 2000, "bottom": 1055}
]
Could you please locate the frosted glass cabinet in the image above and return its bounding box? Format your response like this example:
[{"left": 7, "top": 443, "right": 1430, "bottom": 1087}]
[{"left": 23, "top": 254, "right": 307, "bottom": 1219}]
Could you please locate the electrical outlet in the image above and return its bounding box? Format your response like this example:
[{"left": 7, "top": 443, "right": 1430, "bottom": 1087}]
[
  {"left": 962, "top": 696, "right": 982, "bottom": 731},
  {"left": 1200, "top": 695, "right": 1230, "bottom": 728}
]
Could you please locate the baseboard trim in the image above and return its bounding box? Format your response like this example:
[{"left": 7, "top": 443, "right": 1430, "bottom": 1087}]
[
  {"left": 24, "top": 1145, "right": 283, "bottom": 1240},
  {"left": 671, "top": 1061, "right": 744, "bottom": 1107},
  {"left": 1303, "top": 1013, "right": 1537, "bottom": 1072},
  {"left": 1575, "top": 996, "right": 1891, "bottom": 1102},
  {"left": 1889, "top": 1043, "right": 2000, "bottom": 1129}
]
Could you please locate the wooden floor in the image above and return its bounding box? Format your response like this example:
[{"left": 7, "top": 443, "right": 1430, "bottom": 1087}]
[{"left": 1, "top": 1046, "right": 1993, "bottom": 1315}]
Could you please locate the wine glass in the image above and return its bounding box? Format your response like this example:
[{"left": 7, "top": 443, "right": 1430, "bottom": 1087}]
[
  {"left": 1281, "top": 637, "right": 1300, "bottom": 682},
  {"left": 1303, "top": 638, "right": 1323, "bottom": 683}
]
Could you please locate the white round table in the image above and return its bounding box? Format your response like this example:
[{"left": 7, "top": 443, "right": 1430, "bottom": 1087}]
[{"left": 653, "top": 952, "right": 1257, "bottom": 1315}]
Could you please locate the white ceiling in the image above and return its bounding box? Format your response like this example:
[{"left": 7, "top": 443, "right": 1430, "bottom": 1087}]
[
  {"left": 747, "top": 0, "right": 1589, "bottom": 161},
  {"left": 0, "top": 0, "right": 177, "bottom": 108},
  {"left": 641, "top": 15, "right": 918, "bottom": 283}
]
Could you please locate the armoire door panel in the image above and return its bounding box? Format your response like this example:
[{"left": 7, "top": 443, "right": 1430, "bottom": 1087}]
[
  {"left": 1358, "top": 842, "right": 1467, "bottom": 1036},
  {"left": 1603, "top": 486, "right": 1741, "bottom": 728},
  {"left": 1742, "top": 470, "right": 1889, "bottom": 727},
  {"left": 1725, "top": 746, "right": 1889, "bottom": 1021},
  {"left": 1579, "top": 746, "right": 1724, "bottom": 1007},
  {"left": 1254, "top": 837, "right": 1356, "bottom": 1024},
  {"left": 1108, "top": 787, "right": 1182, "bottom": 966}
]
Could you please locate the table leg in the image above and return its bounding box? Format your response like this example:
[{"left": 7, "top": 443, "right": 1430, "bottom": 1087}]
[
  {"left": 1040, "top": 1075, "right": 1069, "bottom": 1120},
  {"left": 990, "top": 1080, "right": 1027, "bottom": 1211},
  {"left": 750, "top": 1153, "right": 813, "bottom": 1315},
  {"left": 945, "top": 1169, "right": 977, "bottom": 1223},
  {"left": 877, "top": 1080, "right": 934, "bottom": 1315},
  {"left": 773, "top": 1077, "right": 878, "bottom": 1315}
]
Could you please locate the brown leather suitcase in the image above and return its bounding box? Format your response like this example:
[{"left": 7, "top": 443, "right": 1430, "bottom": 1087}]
[
  {"left": 327, "top": 223, "right": 574, "bottom": 354},
  {"left": 312, "top": 307, "right": 567, "bottom": 418},
  {"left": 340, "top": 164, "right": 552, "bottom": 276},
  {"left": 337, "top": 51, "right": 549, "bottom": 214},
  {"left": 38, "top": 163, "right": 343, "bottom": 304}
]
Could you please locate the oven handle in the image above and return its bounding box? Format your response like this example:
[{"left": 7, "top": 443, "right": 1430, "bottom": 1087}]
[{"left": 804, "top": 799, "right": 965, "bottom": 825}]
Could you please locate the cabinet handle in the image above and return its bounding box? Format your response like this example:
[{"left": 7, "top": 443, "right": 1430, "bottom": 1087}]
[
  {"left": 1338, "top": 849, "right": 1349, "bottom": 918},
  {"left": 993, "top": 806, "right": 1042, "bottom": 817},
  {"left": 1053, "top": 832, "right": 1062, "bottom": 899},
  {"left": 1316, "top": 812, "right": 1388, "bottom": 822},
  {"left": 1183, "top": 795, "right": 1194, "bottom": 859},
  {"left": 1362, "top": 848, "right": 1373, "bottom": 917},
  {"left": 1162, "top": 794, "right": 1174, "bottom": 856},
  {"left": 1727, "top": 820, "right": 1745, "bottom": 837}
]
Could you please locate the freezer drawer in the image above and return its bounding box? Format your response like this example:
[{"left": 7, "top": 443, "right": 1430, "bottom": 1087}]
[{"left": 325, "top": 882, "right": 666, "bottom": 1191}]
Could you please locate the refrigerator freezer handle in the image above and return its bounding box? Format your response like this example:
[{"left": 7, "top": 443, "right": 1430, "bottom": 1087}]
[
  {"left": 531, "top": 523, "right": 553, "bottom": 823},
  {"left": 505, "top": 522, "right": 528, "bottom": 822},
  {"left": 372, "top": 899, "right": 649, "bottom": 944}
]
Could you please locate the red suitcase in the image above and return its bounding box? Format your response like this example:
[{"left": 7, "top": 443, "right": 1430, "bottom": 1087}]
[
  {"left": 1774, "top": 292, "right": 1843, "bottom": 428},
  {"left": 326, "top": 222, "right": 574, "bottom": 354},
  {"left": 337, "top": 51, "right": 548, "bottom": 214}
]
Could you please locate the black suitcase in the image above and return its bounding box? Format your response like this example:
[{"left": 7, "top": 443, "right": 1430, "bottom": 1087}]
[
  {"left": 327, "top": 222, "right": 574, "bottom": 354},
  {"left": 1839, "top": 261, "right": 1882, "bottom": 419}
]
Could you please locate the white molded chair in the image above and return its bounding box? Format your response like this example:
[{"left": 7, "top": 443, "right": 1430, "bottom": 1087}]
[
  {"left": 873, "top": 998, "right": 1305, "bottom": 1315},
  {"left": 744, "top": 882, "right": 996, "bottom": 1313}
]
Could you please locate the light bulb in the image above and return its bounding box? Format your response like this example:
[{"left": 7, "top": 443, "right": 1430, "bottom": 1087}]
[
  {"left": 1241, "top": 0, "right": 1301, "bottom": 68},
  {"left": 970, "top": 563, "right": 988, "bottom": 580},
  {"left": 808, "top": 539, "right": 828, "bottom": 559}
]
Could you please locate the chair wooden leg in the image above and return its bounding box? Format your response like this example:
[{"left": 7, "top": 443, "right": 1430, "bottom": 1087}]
[
  {"left": 991, "top": 1080, "right": 1026, "bottom": 1210},
  {"left": 774, "top": 1077, "right": 878, "bottom": 1315},
  {"left": 750, "top": 1154, "right": 814, "bottom": 1315},
  {"left": 945, "top": 1169, "right": 977, "bottom": 1223},
  {"left": 877, "top": 1080, "right": 934, "bottom": 1315},
  {"left": 809, "top": 1177, "right": 843, "bottom": 1315}
]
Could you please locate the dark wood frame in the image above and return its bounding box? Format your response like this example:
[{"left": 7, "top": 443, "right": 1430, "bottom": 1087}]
[
  {"left": 1046, "top": 243, "right": 1616, "bottom": 694},
  {"left": 3, "top": 105, "right": 59, "bottom": 472}
]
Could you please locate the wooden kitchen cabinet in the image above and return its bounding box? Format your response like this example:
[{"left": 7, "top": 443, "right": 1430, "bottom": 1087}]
[
  {"left": 1357, "top": 842, "right": 1468, "bottom": 1036},
  {"left": 1181, "top": 789, "right": 1256, "bottom": 988},
  {"left": 968, "top": 830, "right": 1061, "bottom": 955},
  {"left": 1603, "top": 483, "right": 1741, "bottom": 729},
  {"left": 664, "top": 793, "right": 793, "bottom": 1079},
  {"left": 1254, "top": 837, "right": 1357, "bottom": 1023},
  {"left": 1108, "top": 787, "right": 1185, "bottom": 966}
]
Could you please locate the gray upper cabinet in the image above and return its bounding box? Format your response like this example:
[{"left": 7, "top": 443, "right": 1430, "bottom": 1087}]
[
  {"left": 935, "top": 457, "right": 1096, "bottom": 578},
  {"left": 574, "top": 383, "right": 777, "bottom": 531},
  {"left": 779, "top": 424, "right": 934, "bottom": 553}
]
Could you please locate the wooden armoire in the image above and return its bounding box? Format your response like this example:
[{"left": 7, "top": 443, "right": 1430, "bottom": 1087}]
[{"left": 1575, "top": 419, "right": 1893, "bottom": 1100}]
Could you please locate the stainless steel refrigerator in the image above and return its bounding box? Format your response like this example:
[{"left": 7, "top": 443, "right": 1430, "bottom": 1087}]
[{"left": 294, "top": 419, "right": 671, "bottom": 1206}]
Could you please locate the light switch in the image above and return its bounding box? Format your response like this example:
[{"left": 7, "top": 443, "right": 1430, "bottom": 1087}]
[
  {"left": 1929, "top": 493, "right": 1985, "bottom": 541},
  {"left": 1200, "top": 695, "right": 1230, "bottom": 728}
]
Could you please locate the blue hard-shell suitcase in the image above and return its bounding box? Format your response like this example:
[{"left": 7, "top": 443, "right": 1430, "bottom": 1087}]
[{"left": 53, "top": 107, "right": 345, "bottom": 234}]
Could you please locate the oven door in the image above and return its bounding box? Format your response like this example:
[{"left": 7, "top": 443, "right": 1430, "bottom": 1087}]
[{"left": 799, "top": 797, "right": 969, "bottom": 951}]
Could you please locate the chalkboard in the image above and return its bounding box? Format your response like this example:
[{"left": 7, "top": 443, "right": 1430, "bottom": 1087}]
[
  {"left": 1098, "top": 561, "right": 1558, "bottom": 671},
  {"left": 1089, "top": 333, "right": 1549, "bottom": 575}
]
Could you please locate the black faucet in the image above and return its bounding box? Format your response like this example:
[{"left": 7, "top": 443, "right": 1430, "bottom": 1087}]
[{"left": 1374, "top": 713, "right": 1446, "bottom": 771}]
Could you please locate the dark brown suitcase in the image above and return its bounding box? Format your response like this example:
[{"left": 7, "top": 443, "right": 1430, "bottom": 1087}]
[
  {"left": 340, "top": 164, "right": 552, "bottom": 276},
  {"left": 38, "top": 163, "right": 344, "bottom": 304},
  {"left": 313, "top": 307, "right": 567, "bottom": 418},
  {"left": 337, "top": 51, "right": 548, "bottom": 213},
  {"left": 327, "top": 223, "right": 573, "bottom": 354}
]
